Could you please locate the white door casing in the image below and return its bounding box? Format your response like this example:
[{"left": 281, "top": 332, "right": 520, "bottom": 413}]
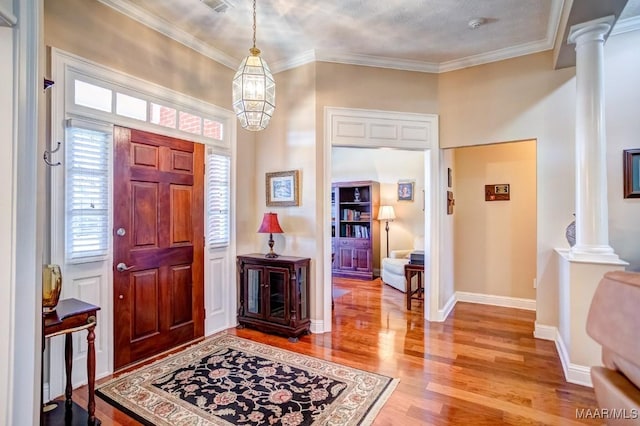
[{"left": 322, "top": 107, "right": 441, "bottom": 332}]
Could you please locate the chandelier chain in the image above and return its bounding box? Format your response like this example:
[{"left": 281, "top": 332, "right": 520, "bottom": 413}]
[{"left": 252, "top": 0, "right": 257, "bottom": 49}]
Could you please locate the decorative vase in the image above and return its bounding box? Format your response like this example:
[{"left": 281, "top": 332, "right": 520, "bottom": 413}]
[
  {"left": 565, "top": 215, "right": 576, "bottom": 247},
  {"left": 43, "top": 264, "right": 62, "bottom": 315}
]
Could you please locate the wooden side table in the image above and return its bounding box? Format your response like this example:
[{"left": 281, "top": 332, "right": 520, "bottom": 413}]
[
  {"left": 404, "top": 263, "right": 425, "bottom": 310},
  {"left": 43, "top": 298, "right": 101, "bottom": 425}
]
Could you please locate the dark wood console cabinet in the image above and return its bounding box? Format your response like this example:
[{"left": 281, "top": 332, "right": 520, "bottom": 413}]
[{"left": 237, "top": 254, "right": 310, "bottom": 342}]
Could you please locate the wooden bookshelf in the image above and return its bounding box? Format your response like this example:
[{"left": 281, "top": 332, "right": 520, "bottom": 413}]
[{"left": 331, "top": 181, "right": 380, "bottom": 280}]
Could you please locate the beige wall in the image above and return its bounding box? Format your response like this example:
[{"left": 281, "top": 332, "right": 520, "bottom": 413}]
[
  {"left": 45, "top": 0, "right": 232, "bottom": 107},
  {"left": 332, "top": 147, "right": 425, "bottom": 265},
  {"left": 454, "top": 141, "right": 537, "bottom": 299},
  {"left": 315, "top": 62, "right": 439, "bottom": 114},
  {"left": 441, "top": 149, "right": 455, "bottom": 306},
  {"left": 254, "top": 63, "right": 320, "bottom": 314},
  {"left": 440, "top": 51, "right": 575, "bottom": 325}
]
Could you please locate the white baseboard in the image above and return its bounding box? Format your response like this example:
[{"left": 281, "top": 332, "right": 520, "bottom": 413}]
[
  {"left": 309, "top": 319, "right": 325, "bottom": 334},
  {"left": 533, "top": 322, "right": 557, "bottom": 341},
  {"left": 455, "top": 291, "right": 536, "bottom": 311},
  {"left": 437, "top": 293, "right": 457, "bottom": 321},
  {"left": 555, "top": 331, "right": 593, "bottom": 387}
]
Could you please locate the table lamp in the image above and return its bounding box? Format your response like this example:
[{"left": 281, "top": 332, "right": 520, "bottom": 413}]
[
  {"left": 258, "top": 212, "right": 284, "bottom": 258},
  {"left": 377, "top": 205, "right": 396, "bottom": 258}
]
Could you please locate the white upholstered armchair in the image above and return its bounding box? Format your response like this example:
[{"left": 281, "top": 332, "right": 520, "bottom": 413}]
[{"left": 381, "top": 236, "right": 424, "bottom": 292}]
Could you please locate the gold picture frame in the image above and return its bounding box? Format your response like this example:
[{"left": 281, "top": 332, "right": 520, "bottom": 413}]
[{"left": 266, "top": 170, "right": 300, "bottom": 207}]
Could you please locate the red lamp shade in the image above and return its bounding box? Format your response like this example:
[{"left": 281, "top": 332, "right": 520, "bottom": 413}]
[
  {"left": 257, "top": 213, "right": 284, "bottom": 234},
  {"left": 257, "top": 213, "right": 283, "bottom": 258}
]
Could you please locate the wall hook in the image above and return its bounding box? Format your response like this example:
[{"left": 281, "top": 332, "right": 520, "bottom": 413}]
[
  {"left": 44, "top": 78, "right": 55, "bottom": 91},
  {"left": 44, "top": 141, "right": 61, "bottom": 167}
]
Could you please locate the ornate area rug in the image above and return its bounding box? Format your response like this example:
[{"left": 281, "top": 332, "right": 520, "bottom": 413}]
[{"left": 96, "top": 333, "right": 398, "bottom": 425}]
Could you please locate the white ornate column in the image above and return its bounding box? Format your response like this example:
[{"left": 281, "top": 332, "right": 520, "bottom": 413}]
[{"left": 567, "top": 16, "right": 619, "bottom": 262}]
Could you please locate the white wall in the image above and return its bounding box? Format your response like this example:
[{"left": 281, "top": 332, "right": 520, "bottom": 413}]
[
  {"left": 606, "top": 29, "right": 640, "bottom": 271},
  {"left": 332, "top": 147, "right": 425, "bottom": 264},
  {"left": 0, "top": 24, "right": 15, "bottom": 426}
]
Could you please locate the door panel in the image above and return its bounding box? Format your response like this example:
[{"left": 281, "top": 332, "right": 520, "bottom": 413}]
[
  {"left": 131, "top": 269, "right": 159, "bottom": 340},
  {"left": 170, "top": 264, "right": 193, "bottom": 326},
  {"left": 113, "top": 126, "right": 204, "bottom": 369},
  {"left": 132, "top": 182, "right": 159, "bottom": 247},
  {"left": 170, "top": 185, "right": 193, "bottom": 245}
]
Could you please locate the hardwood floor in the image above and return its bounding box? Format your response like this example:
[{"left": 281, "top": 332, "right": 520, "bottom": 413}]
[{"left": 68, "top": 277, "right": 600, "bottom": 425}]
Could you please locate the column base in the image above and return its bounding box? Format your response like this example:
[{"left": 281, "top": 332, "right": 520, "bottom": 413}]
[{"left": 569, "top": 245, "right": 627, "bottom": 264}]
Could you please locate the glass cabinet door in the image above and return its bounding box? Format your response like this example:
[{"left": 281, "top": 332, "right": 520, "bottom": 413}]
[
  {"left": 298, "top": 265, "right": 308, "bottom": 321},
  {"left": 267, "top": 268, "right": 287, "bottom": 323},
  {"left": 245, "top": 266, "right": 263, "bottom": 317}
]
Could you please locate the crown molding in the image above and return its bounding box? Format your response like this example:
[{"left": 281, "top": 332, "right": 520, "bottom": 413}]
[
  {"left": 313, "top": 51, "right": 440, "bottom": 74},
  {"left": 437, "top": 37, "right": 554, "bottom": 73},
  {"left": 96, "top": 0, "right": 237, "bottom": 70},
  {"left": 0, "top": 4, "right": 17, "bottom": 27},
  {"left": 611, "top": 15, "right": 640, "bottom": 36},
  {"left": 269, "top": 50, "right": 317, "bottom": 74}
]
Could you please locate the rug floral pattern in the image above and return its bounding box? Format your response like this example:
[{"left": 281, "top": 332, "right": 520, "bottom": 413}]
[{"left": 97, "top": 334, "right": 398, "bottom": 426}]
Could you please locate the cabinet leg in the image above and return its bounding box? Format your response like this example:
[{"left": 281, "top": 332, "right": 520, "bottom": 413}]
[
  {"left": 64, "top": 333, "right": 73, "bottom": 407},
  {"left": 236, "top": 323, "right": 245, "bottom": 329},
  {"left": 288, "top": 336, "right": 299, "bottom": 343},
  {"left": 87, "top": 326, "right": 97, "bottom": 424}
]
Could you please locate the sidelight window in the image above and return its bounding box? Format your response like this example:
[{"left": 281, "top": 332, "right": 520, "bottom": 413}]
[
  {"left": 206, "top": 150, "right": 231, "bottom": 248},
  {"left": 65, "top": 120, "right": 112, "bottom": 261}
]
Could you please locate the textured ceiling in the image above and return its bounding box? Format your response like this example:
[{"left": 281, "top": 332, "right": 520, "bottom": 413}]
[{"left": 98, "top": 0, "right": 640, "bottom": 73}]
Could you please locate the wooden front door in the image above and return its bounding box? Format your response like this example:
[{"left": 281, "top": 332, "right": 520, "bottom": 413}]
[{"left": 113, "top": 127, "right": 204, "bottom": 369}]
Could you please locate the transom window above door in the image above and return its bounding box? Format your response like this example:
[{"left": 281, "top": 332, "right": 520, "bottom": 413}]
[{"left": 70, "top": 75, "right": 225, "bottom": 145}]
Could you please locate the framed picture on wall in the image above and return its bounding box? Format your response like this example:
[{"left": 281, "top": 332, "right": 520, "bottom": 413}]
[
  {"left": 397, "top": 181, "right": 414, "bottom": 201},
  {"left": 623, "top": 149, "right": 640, "bottom": 198},
  {"left": 266, "top": 170, "right": 300, "bottom": 206}
]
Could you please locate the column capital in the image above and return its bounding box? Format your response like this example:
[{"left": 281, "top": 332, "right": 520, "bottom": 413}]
[{"left": 568, "top": 15, "right": 615, "bottom": 45}]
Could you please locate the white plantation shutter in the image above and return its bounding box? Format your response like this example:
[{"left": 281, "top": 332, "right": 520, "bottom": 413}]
[
  {"left": 65, "top": 122, "right": 112, "bottom": 261},
  {"left": 206, "top": 150, "right": 231, "bottom": 247}
]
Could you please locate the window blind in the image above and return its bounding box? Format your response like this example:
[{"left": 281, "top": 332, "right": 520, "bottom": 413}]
[
  {"left": 206, "top": 151, "right": 231, "bottom": 247},
  {"left": 65, "top": 125, "right": 111, "bottom": 261}
]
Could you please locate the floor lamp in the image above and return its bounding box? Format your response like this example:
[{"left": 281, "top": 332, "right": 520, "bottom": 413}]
[{"left": 377, "top": 205, "right": 396, "bottom": 258}]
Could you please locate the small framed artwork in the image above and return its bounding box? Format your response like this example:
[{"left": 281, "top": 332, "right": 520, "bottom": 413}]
[
  {"left": 397, "top": 181, "right": 414, "bottom": 201},
  {"left": 485, "top": 184, "right": 510, "bottom": 201},
  {"left": 266, "top": 170, "right": 300, "bottom": 207},
  {"left": 623, "top": 149, "right": 640, "bottom": 198}
]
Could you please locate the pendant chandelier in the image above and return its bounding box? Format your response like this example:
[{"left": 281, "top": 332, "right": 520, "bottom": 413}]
[{"left": 232, "top": 0, "right": 275, "bottom": 131}]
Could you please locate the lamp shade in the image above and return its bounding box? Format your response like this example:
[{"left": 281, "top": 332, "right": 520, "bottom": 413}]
[
  {"left": 257, "top": 212, "right": 284, "bottom": 234},
  {"left": 377, "top": 205, "right": 396, "bottom": 221}
]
